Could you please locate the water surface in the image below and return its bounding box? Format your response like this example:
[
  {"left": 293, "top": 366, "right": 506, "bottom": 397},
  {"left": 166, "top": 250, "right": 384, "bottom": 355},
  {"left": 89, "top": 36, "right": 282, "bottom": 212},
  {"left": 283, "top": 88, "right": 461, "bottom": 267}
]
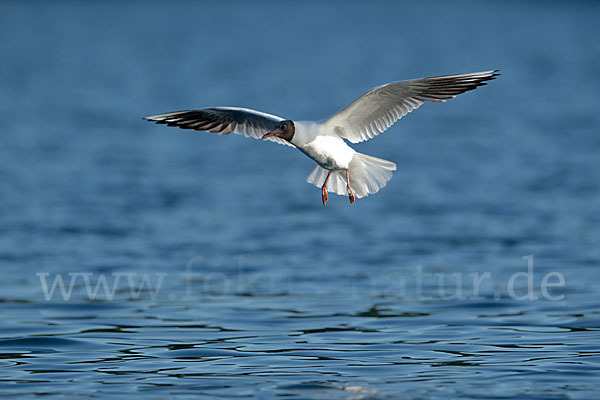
[{"left": 1, "top": 1, "right": 599, "bottom": 398}]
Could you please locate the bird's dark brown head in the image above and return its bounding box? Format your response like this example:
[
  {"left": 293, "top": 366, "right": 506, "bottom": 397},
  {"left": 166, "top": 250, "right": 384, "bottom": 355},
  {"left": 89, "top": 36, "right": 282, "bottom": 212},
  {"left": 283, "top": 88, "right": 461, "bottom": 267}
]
[{"left": 261, "top": 120, "right": 295, "bottom": 142}]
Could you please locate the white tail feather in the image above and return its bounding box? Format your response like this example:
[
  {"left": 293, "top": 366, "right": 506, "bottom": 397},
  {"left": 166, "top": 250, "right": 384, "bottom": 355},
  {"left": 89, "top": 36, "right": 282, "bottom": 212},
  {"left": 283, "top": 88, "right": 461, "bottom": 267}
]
[
  {"left": 306, "top": 165, "right": 347, "bottom": 196},
  {"left": 306, "top": 153, "right": 396, "bottom": 199}
]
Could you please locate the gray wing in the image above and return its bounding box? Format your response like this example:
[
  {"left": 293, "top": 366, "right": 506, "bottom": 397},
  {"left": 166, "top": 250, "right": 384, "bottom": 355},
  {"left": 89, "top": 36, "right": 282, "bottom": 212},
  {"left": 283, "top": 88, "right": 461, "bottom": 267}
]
[
  {"left": 323, "top": 70, "right": 500, "bottom": 143},
  {"left": 144, "top": 106, "right": 294, "bottom": 147}
]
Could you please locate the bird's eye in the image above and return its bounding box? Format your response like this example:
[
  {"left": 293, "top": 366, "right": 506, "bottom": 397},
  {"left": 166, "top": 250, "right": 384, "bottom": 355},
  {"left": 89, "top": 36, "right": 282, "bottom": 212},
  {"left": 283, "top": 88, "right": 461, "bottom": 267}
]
[{"left": 280, "top": 124, "right": 286, "bottom": 130}]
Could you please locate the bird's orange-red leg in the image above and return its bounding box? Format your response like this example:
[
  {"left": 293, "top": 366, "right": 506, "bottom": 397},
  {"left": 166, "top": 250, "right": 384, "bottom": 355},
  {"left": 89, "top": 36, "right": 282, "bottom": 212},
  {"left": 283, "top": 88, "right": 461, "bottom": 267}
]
[
  {"left": 321, "top": 171, "right": 332, "bottom": 207},
  {"left": 346, "top": 170, "right": 355, "bottom": 204}
]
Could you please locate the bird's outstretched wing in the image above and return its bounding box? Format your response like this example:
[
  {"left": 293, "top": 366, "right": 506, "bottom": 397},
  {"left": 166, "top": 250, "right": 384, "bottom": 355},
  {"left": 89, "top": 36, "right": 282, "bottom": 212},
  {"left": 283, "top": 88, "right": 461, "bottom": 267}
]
[
  {"left": 323, "top": 70, "right": 500, "bottom": 143},
  {"left": 144, "top": 107, "right": 294, "bottom": 147}
]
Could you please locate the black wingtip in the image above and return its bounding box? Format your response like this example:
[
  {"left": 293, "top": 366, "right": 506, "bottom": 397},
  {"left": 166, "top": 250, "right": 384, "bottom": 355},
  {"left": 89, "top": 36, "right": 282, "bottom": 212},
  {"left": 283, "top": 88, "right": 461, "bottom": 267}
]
[
  {"left": 143, "top": 115, "right": 166, "bottom": 124},
  {"left": 473, "top": 70, "right": 501, "bottom": 87}
]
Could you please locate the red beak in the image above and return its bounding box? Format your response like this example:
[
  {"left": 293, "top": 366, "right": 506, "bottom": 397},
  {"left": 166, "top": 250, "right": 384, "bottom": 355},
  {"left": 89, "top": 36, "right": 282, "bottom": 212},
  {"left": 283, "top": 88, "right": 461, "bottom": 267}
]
[{"left": 261, "top": 131, "right": 276, "bottom": 140}]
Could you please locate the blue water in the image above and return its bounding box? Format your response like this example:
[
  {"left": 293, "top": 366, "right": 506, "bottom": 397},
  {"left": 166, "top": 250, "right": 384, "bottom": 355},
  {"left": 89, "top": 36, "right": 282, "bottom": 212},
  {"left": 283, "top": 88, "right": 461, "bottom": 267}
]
[{"left": 1, "top": 1, "right": 599, "bottom": 398}]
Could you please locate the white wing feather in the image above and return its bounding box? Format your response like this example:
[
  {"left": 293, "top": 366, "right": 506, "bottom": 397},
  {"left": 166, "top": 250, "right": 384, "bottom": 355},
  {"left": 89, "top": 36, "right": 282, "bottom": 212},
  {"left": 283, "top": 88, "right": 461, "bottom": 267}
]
[{"left": 323, "top": 70, "right": 500, "bottom": 143}]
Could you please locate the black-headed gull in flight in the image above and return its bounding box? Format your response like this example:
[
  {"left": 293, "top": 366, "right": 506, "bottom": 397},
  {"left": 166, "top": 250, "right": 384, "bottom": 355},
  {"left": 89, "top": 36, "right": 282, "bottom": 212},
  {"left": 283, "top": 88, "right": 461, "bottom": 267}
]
[{"left": 145, "top": 70, "right": 499, "bottom": 206}]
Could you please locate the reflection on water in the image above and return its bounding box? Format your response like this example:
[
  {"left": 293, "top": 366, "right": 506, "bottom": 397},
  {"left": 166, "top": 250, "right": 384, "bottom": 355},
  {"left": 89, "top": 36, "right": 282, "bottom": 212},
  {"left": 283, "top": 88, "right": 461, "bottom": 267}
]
[{"left": 1, "top": 0, "right": 600, "bottom": 398}]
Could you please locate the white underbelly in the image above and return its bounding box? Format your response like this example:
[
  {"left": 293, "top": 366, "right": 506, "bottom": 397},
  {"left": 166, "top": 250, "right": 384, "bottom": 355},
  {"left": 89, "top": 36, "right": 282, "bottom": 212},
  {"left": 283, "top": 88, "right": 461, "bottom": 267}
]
[{"left": 299, "top": 136, "right": 355, "bottom": 170}]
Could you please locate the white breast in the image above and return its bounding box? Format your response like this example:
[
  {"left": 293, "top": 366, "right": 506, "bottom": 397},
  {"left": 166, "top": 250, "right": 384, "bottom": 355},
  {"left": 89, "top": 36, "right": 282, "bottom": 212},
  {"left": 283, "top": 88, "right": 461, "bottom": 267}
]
[{"left": 297, "top": 134, "right": 355, "bottom": 170}]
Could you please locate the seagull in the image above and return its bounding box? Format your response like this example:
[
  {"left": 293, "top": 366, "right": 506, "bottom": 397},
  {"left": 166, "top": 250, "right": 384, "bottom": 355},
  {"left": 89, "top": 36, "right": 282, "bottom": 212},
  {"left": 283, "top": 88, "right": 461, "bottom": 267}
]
[{"left": 145, "top": 70, "right": 499, "bottom": 206}]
